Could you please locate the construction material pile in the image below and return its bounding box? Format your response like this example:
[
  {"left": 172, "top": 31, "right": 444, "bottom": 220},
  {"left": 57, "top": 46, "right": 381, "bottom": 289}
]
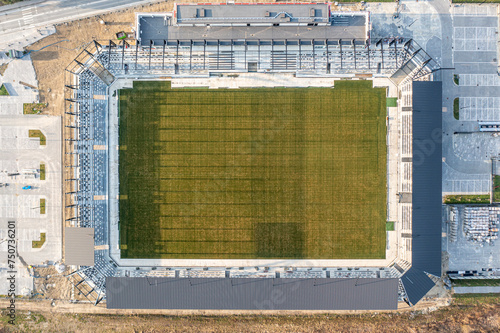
[
  {"left": 449, "top": 206, "right": 458, "bottom": 242},
  {"left": 463, "top": 206, "right": 499, "bottom": 245}
]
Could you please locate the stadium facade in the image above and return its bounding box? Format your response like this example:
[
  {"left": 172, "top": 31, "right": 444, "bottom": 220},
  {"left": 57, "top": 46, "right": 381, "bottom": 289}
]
[{"left": 63, "top": 3, "right": 442, "bottom": 310}]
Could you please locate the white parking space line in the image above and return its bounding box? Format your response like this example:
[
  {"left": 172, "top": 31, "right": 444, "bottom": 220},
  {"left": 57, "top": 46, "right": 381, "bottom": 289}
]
[
  {"left": 0, "top": 127, "right": 40, "bottom": 150},
  {"left": 0, "top": 228, "right": 42, "bottom": 253},
  {"left": 0, "top": 116, "right": 62, "bottom": 265},
  {"left": 0, "top": 159, "right": 44, "bottom": 183},
  {"left": 453, "top": 27, "right": 497, "bottom": 51},
  {"left": 18, "top": 229, "right": 41, "bottom": 252},
  {"left": 459, "top": 74, "right": 500, "bottom": 87},
  {"left": 0, "top": 103, "right": 23, "bottom": 116},
  {"left": 447, "top": 179, "right": 491, "bottom": 193},
  {"left": 452, "top": 5, "right": 497, "bottom": 17},
  {"left": 0, "top": 195, "right": 43, "bottom": 218},
  {"left": 459, "top": 97, "right": 500, "bottom": 121}
]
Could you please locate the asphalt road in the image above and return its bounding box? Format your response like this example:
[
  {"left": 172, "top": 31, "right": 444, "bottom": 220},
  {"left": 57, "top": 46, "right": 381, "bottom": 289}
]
[{"left": 0, "top": 0, "right": 159, "bottom": 34}]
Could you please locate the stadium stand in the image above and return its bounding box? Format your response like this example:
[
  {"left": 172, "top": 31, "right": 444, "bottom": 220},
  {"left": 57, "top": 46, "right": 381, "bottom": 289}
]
[{"left": 62, "top": 4, "right": 441, "bottom": 308}]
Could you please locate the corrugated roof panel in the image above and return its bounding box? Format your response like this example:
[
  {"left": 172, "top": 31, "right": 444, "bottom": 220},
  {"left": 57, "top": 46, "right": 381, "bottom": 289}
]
[
  {"left": 402, "top": 81, "right": 443, "bottom": 305},
  {"left": 64, "top": 227, "right": 95, "bottom": 266},
  {"left": 411, "top": 81, "right": 442, "bottom": 277},
  {"left": 106, "top": 277, "right": 399, "bottom": 310},
  {"left": 401, "top": 268, "right": 436, "bottom": 305}
]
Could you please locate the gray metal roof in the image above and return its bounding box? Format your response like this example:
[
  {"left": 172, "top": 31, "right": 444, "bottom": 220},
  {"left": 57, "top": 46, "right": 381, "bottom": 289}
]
[
  {"left": 138, "top": 16, "right": 169, "bottom": 45},
  {"left": 401, "top": 268, "right": 436, "bottom": 304},
  {"left": 106, "top": 277, "right": 398, "bottom": 310},
  {"left": 165, "top": 22, "right": 365, "bottom": 42},
  {"left": 402, "top": 81, "right": 443, "bottom": 306},
  {"left": 176, "top": 4, "right": 330, "bottom": 24},
  {"left": 137, "top": 8, "right": 367, "bottom": 46},
  {"left": 64, "top": 227, "right": 95, "bottom": 266}
]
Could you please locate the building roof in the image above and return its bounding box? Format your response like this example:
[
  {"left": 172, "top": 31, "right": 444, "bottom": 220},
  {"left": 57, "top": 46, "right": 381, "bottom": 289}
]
[
  {"left": 164, "top": 23, "right": 366, "bottom": 43},
  {"left": 175, "top": 4, "right": 330, "bottom": 25},
  {"left": 64, "top": 227, "right": 95, "bottom": 266},
  {"left": 401, "top": 268, "right": 436, "bottom": 305},
  {"left": 106, "top": 277, "right": 399, "bottom": 310},
  {"left": 402, "top": 80, "right": 443, "bottom": 305},
  {"left": 137, "top": 4, "right": 367, "bottom": 46}
]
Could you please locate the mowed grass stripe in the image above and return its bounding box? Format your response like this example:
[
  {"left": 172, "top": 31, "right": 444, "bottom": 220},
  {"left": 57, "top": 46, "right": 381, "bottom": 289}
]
[{"left": 119, "top": 80, "right": 386, "bottom": 259}]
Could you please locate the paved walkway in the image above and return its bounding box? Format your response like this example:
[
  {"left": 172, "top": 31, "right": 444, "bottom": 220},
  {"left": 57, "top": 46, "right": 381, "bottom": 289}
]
[{"left": 0, "top": 53, "right": 38, "bottom": 114}]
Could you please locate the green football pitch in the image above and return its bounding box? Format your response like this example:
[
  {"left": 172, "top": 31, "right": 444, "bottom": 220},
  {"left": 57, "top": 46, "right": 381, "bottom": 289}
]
[{"left": 118, "top": 80, "right": 387, "bottom": 259}]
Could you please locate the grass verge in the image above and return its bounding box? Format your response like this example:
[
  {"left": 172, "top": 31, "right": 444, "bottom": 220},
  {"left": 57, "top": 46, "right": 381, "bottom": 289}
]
[
  {"left": 32, "top": 233, "right": 46, "bottom": 248},
  {"left": 29, "top": 129, "right": 46, "bottom": 145},
  {"left": 453, "top": 98, "right": 459, "bottom": 120},
  {"left": 23, "top": 103, "right": 48, "bottom": 114},
  {"left": 39, "top": 163, "right": 46, "bottom": 180},
  {"left": 443, "top": 194, "right": 490, "bottom": 204},
  {"left": 453, "top": 74, "right": 459, "bottom": 86},
  {"left": 0, "top": 84, "right": 9, "bottom": 96},
  {"left": 386, "top": 221, "right": 395, "bottom": 231},
  {"left": 0, "top": 0, "right": 26, "bottom": 5},
  {"left": 0, "top": 63, "right": 8, "bottom": 75},
  {"left": 452, "top": 279, "right": 500, "bottom": 287},
  {"left": 453, "top": 293, "right": 500, "bottom": 305},
  {"left": 3, "top": 294, "right": 500, "bottom": 332},
  {"left": 40, "top": 198, "right": 46, "bottom": 214},
  {"left": 493, "top": 175, "right": 500, "bottom": 202},
  {"left": 386, "top": 97, "right": 397, "bottom": 107}
]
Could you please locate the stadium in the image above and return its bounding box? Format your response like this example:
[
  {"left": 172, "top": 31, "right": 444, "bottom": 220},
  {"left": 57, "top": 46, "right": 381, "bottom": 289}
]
[{"left": 63, "top": 3, "right": 442, "bottom": 310}]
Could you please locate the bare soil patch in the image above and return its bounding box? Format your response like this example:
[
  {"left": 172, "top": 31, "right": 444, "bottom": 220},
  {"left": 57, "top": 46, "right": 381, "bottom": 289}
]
[{"left": 0, "top": 296, "right": 499, "bottom": 332}]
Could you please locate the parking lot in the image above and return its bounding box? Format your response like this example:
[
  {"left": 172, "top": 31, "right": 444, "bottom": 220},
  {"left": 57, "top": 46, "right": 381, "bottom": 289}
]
[
  {"left": 443, "top": 178, "right": 491, "bottom": 193},
  {"left": 458, "top": 74, "right": 500, "bottom": 87},
  {"left": 0, "top": 119, "right": 62, "bottom": 297},
  {"left": 459, "top": 97, "right": 500, "bottom": 121},
  {"left": 452, "top": 5, "right": 497, "bottom": 17},
  {"left": 453, "top": 132, "right": 500, "bottom": 161},
  {"left": 442, "top": 161, "right": 491, "bottom": 194},
  {"left": 0, "top": 53, "right": 62, "bottom": 280},
  {"left": 453, "top": 27, "right": 497, "bottom": 52},
  {"left": 442, "top": 4, "right": 499, "bottom": 196},
  {"left": 0, "top": 115, "right": 62, "bottom": 266}
]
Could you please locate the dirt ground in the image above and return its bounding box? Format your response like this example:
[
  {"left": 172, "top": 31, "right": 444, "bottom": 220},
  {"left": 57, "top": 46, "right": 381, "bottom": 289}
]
[
  {"left": 31, "top": 267, "right": 88, "bottom": 302},
  {"left": 27, "top": 0, "right": 175, "bottom": 117},
  {"left": 0, "top": 295, "right": 499, "bottom": 332}
]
